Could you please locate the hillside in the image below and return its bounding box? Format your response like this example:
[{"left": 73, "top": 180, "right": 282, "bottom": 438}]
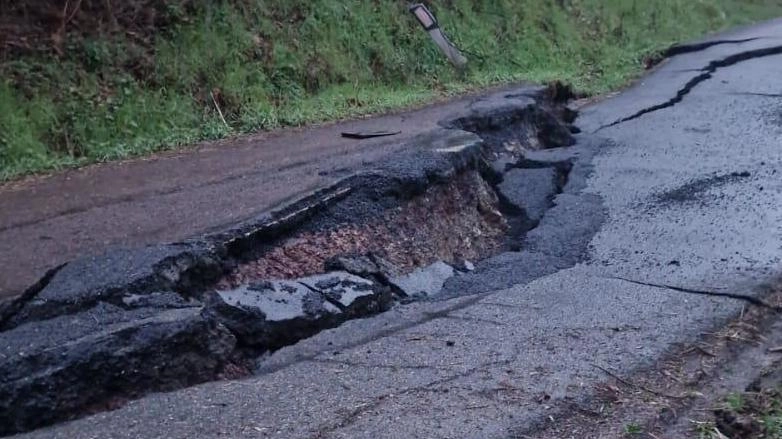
[{"left": 1, "top": 0, "right": 780, "bottom": 180}]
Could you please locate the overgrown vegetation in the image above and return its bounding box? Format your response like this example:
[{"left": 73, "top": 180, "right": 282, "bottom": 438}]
[
  {"left": 1, "top": 0, "right": 780, "bottom": 180},
  {"left": 695, "top": 387, "right": 782, "bottom": 439}
]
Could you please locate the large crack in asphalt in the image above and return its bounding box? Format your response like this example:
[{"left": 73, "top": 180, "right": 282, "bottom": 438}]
[
  {"left": 308, "top": 347, "right": 523, "bottom": 439},
  {"left": 0, "top": 88, "right": 602, "bottom": 436},
  {"left": 662, "top": 37, "right": 760, "bottom": 57},
  {"left": 596, "top": 44, "right": 782, "bottom": 131}
]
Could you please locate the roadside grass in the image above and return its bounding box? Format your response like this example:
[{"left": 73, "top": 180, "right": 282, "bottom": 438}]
[
  {"left": 695, "top": 387, "right": 782, "bottom": 439},
  {"left": 1, "top": 0, "right": 781, "bottom": 181}
]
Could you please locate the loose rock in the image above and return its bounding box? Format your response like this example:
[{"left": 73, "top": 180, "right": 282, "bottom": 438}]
[{"left": 453, "top": 259, "right": 476, "bottom": 272}]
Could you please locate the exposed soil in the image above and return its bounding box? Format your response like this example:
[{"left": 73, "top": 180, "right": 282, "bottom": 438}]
[
  {"left": 217, "top": 170, "right": 507, "bottom": 288},
  {"left": 0, "top": 1, "right": 191, "bottom": 57}
]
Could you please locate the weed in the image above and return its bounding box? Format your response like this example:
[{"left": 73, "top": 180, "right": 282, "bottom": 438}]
[
  {"left": 692, "top": 420, "right": 729, "bottom": 439},
  {"left": 624, "top": 422, "right": 643, "bottom": 435},
  {"left": 726, "top": 392, "right": 745, "bottom": 411},
  {"left": 764, "top": 414, "right": 782, "bottom": 439}
]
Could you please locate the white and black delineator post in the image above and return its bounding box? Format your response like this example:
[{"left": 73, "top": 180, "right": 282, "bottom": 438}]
[{"left": 409, "top": 3, "right": 468, "bottom": 69}]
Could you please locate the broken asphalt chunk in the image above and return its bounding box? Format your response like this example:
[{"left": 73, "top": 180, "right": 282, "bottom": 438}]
[
  {"left": 204, "top": 281, "right": 339, "bottom": 350},
  {"left": 324, "top": 253, "right": 402, "bottom": 281},
  {"left": 498, "top": 167, "right": 559, "bottom": 222},
  {"left": 389, "top": 261, "right": 455, "bottom": 299},
  {"left": 2, "top": 242, "right": 221, "bottom": 330},
  {"left": 0, "top": 304, "right": 236, "bottom": 436},
  {"left": 204, "top": 272, "right": 391, "bottom": 350}
]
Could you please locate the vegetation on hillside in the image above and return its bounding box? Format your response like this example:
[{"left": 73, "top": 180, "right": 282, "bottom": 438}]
[{"left": 1, "top": 0, "right": 780, "bottom": 180}]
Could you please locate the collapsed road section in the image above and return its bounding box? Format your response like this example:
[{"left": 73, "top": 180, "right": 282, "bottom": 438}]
[{"left": 0, "top": 86, "right": 604, "bottom": 436}]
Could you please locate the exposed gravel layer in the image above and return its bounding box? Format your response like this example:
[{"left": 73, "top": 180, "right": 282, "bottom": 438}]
[{"left": 217, "top": 171, "right": 507, "bottom": 288}]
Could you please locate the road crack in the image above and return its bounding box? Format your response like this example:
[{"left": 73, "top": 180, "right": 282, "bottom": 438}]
[
  {"left": 308, "top": 353, "right": 518, "bottom": 438},
  {"left": 442, "top": 314, "right": 507, "bottom": 327},
  {"left": 313, "top": 358, "right": 447, "bottom": 371},
  {"left": 611, "top": 276, "right": 779, "bottom": 310},
  {"left": 662, "top": 37, "right": 760, "bottom": 58},
  {"left": 729, "top": 91, "right": 782, "bottom": 98},
  {"left": 596, "top": 44, "right": 782, "bottom": 131}
]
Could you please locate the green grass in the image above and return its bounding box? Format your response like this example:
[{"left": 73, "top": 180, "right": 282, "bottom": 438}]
[
  {"left": 1, "top": 0, "right": 781, "bottom": 180},
  {"left": 624, "top": 422, "right": 644, "bottom": 436},
  {"left": 763, "top": 392, "right": 782, "bottom": 439},
  {"left": 726, "top": 392, "right": 746, "bottom": 411},
  {"left": 694, "top": 387, "right": 782, "bottom": 439}
]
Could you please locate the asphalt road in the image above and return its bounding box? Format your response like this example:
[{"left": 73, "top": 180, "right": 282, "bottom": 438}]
[{"left": 12, "top": 18, "right": 782, "bottom": 439}]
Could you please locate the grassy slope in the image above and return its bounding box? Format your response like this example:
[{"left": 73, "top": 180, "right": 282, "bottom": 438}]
[{"left": 1, "top": 0, "right": 781, "bottom": 180}]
